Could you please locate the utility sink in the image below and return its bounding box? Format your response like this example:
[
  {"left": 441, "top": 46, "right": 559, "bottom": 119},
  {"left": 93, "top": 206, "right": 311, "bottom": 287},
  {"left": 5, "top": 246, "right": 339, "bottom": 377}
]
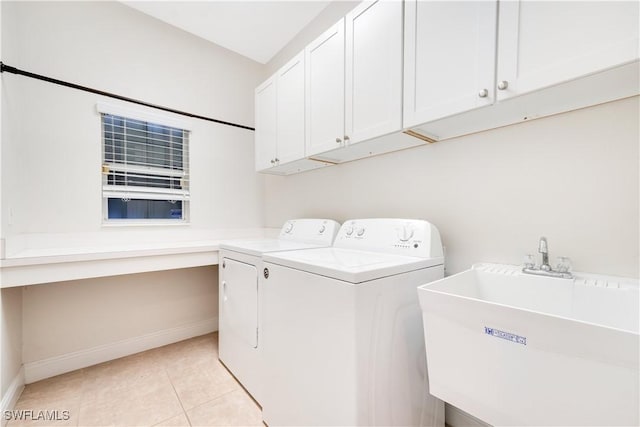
[{"left": 418, "top": 263, "right": 639, "bottom": 427}]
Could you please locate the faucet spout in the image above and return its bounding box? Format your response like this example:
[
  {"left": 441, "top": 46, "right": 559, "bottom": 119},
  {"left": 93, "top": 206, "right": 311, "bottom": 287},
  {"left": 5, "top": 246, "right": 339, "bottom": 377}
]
[{"left": 538, "top": 237, "right": 550, "bottom": 270}]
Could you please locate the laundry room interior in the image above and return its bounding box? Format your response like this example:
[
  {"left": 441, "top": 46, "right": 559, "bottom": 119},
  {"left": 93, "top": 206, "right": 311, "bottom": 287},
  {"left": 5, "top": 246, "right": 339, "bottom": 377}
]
[{"left": 0, "top": 1, "right": 638, "bottom": 426}]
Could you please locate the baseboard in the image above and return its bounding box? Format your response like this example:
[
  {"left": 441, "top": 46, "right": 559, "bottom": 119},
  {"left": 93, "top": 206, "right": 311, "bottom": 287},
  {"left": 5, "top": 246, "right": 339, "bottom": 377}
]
[
  {"left": 1, "top": 367, "right": 25, "bottom": 425},
  {"left": 445, "top": 404, "right": 490, "bottom": 427},
  {"left": 24, "top": 317, "right": 218, "bottom": 384}
]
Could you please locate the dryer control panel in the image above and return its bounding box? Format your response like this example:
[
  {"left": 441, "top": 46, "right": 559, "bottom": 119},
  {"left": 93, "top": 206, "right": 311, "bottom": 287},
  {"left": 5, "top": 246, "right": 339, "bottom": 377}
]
[
  {"left": 334, "top": 218, "right": 443, "bottom": 259},
  {"left": 278, "top": 219, "right": 340, "bottom": 245}
]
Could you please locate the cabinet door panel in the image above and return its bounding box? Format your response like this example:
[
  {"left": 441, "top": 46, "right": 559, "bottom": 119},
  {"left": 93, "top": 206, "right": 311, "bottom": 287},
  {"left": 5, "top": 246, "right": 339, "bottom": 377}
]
[
  {"left": 305, "top": 19, "right": 345, "bottom": 157},
  {"left": 276, "top": 52, "right": 305, "bottom": 164},
  {"left": 255, "top": 77, "right": 277, "bottom": 171},
  {"left": 220, "top": 258, "right": 258, "bottom": 349},
  {"left": 403, "top": 0, "right": 497, "bottom": 128},
  {"left": 345, "top": 0, "right": 403, "bottom": 144},
  {"left": 497, "top": 1, "right": 639, "bottom": 100}
]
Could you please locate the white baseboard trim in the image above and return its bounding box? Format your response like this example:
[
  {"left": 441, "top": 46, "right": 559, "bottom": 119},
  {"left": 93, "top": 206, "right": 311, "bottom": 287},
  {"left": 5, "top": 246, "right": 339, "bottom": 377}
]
[
  {"left": 445, "top": 404, "right": 490, "bottom": 427},
  {"left": 1, "top": 366, "right": 25, "bottom": 424},
  {"left": 24, "top": 317, "right": 218, "bottom": 384}
]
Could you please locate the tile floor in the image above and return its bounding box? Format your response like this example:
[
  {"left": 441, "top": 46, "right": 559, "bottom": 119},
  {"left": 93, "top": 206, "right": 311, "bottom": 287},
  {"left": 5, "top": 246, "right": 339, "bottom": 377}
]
[{"left": 8, "top": 333, "right": 263, "bottom": 427}]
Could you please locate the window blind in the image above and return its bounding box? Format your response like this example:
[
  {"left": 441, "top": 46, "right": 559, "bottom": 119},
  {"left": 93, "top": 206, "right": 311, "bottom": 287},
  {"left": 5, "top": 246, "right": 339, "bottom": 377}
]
[{"left": 102, "top": 114, "right": 190, "bottom": 203}]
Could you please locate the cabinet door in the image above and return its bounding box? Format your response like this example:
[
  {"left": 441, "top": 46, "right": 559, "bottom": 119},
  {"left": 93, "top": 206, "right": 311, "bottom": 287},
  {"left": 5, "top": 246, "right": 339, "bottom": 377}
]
[
  {"left": 497, "top": 1, "right": 639, "bottom": 101},
  {"left": 276, "top": 51, "right": 305, "bottom": 164},
  {"left": 220, "top": 258, "right": 258, "bottom": 348},
  {"left": 305, "top": 19, "right": 345, "bottom": 157},
  {"left": 345, "top": 0, "right": 403, "bottom": 144},
  {"left": 255, "top": 77, "right": 277, "bottom": 171},
  {"left": 403, "top": 0, "right": 497, "bottom": 128}
]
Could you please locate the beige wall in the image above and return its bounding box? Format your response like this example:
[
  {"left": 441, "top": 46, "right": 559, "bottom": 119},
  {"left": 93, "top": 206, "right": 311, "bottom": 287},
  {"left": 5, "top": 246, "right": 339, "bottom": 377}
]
[
  {"left": 22, "top": 266, "right": 216, "bottom": 364},
  {"left": 1, "top": 288, "right": 22, "bottom": 398},
  {"left": 264, "top": 97, "right": 639, "bottom": 277},
  {"left": 2, "top": 1, "right": 259, "bottom": 128},
  {"left": 0, "top": 0, "right": 22, "bottom": 402}
]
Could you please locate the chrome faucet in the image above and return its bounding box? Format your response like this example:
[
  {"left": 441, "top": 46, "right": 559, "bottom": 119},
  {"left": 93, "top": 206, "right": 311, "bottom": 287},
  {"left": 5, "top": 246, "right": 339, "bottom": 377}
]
[
  {"left": 538, "top": 237, "right": 551, "bottom": 271},
  {"left": 522, "top": 237, "right": 573, "bottom": 279}
]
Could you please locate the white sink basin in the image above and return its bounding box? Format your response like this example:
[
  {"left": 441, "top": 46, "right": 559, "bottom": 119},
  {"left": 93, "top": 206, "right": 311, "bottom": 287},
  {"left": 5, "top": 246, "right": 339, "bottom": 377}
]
[{"left": 418, "top": 263, "right": 639, "bottom": 427}]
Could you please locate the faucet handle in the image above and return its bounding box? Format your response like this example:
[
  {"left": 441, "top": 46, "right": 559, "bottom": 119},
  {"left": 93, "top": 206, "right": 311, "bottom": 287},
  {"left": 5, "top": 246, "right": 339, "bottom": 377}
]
[
  {"left": 555, "top": 256, "right": 572, "bottom": 273},
  {"left": 523, "top": 254, "right": 535, "bottom": 269},
  {"left": 538, "top": 237, "right": 548, "bottom": 254}
]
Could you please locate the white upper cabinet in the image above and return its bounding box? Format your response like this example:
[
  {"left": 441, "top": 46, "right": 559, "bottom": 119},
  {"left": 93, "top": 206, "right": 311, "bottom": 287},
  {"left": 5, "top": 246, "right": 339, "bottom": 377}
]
[
  {"left": 276, "top": 52, "right": 306, "bottom": 165},
  {"left": 404, "top": 0, "right": 497, "bottom": 128},
  {"left": 255, "top": 52, "right": 328, "bottom": 175},
  {"left": 306, "top": 1, "right": 409, "bottom": 162},
  {"left": 345, "top": 0, "right": 403, "bottom": 144},
  {"left": 305, "top": 19, "right": 346, "bottom": 157},
  {"left": 406, "top": 0, "right": 639, "bottom": 141},
  {"left": 497, "top": 1, "right": 639, "bottom": 101},
  {"left": 255, "top": 77, "right": 277, "bottom": 172}
]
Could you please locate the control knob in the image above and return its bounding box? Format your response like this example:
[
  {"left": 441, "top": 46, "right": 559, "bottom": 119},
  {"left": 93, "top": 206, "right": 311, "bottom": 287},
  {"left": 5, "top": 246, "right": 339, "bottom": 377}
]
[
  {"left": 345, "top": 226, "right": 354, "bottom": 236},
  {"left": 398, "top": 226, "right": 414, "bottom": 242},
  {"left": 356, "top": 227, "right": 365, "bottom": 237},
  {"left": 319, "top": 225, "right": 326, "bottom": 234},
  {"left": 284, "top": 222, "right": 294, "bottom": 233}
]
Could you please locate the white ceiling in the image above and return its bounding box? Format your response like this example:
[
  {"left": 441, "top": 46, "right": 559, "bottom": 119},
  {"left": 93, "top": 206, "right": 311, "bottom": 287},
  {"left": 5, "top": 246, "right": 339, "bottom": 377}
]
[{"left": 121, "top": 1, "right": 331, "bottom": 64}]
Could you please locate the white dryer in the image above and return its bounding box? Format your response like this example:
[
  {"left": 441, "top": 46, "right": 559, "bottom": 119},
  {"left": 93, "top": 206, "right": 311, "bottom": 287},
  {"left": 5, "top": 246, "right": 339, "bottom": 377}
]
[
  {"left": 218, "top": 219, "right": 340, "bottom": 404},
  {"left": 261, "top": 218, "right": 445, "bottom": 427}
]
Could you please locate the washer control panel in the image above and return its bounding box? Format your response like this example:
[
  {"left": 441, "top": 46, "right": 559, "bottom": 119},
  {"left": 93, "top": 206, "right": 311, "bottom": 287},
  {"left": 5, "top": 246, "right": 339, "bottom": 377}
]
[
  {"left": 334, "top": 219, "right": 443, "bottom": 259},
  {"left": 278, "top": 219, "right": 341, "bottom": 245}
]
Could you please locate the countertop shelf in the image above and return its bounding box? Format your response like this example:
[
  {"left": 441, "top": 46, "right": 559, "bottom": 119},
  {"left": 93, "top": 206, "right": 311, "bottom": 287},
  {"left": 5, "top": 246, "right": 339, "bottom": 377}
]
[
  {"left": 0, "top": 228, "right": 278, "bottom": 287},
  {"left": 1, "top": 240, "right": 221, "bottom": 267}
]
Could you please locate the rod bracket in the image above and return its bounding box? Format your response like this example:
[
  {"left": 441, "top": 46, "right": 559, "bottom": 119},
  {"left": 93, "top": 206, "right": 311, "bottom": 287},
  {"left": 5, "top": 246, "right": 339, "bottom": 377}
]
[{"left": 1, "top": 62, "right": 19, "bottom": 74}]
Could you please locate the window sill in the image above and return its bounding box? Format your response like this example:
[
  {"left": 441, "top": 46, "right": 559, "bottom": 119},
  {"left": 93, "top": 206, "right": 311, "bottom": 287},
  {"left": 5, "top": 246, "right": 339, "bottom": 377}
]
[{"left": 101, "top": 221, "right": 191, "bottom": 228}]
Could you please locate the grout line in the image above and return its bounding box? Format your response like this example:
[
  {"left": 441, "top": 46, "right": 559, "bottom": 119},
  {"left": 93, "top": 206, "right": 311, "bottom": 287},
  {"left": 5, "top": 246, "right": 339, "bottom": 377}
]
[
  {"left": 165, "top": 367, "right": 192, "bottom": 427},
  {"left": 151, "top": 410, "right": 190, "bottom": 427},
  {"left": 75, "top": 368, "right": 88, "bottom": 427},
  {"left": 178, "top": 389, "right": 240, "bottom": 426}
]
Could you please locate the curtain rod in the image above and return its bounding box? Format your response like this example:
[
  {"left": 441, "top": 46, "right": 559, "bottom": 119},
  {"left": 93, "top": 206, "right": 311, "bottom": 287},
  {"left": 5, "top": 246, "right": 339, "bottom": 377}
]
[{"left": 0, "top": 62, "right": 255, "bottom": 131}]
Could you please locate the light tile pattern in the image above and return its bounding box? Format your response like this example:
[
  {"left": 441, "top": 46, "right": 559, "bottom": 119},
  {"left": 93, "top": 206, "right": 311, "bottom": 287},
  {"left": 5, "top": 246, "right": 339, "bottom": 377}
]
[{"left": 7, "top": 333, "right": 263, "bottom": 427}]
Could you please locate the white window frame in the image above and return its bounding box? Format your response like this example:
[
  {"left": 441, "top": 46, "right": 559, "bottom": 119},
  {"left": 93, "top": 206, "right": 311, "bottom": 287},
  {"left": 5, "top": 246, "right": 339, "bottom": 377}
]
[{"left": 97, "top": 102, "right": 193, "bottom": 225}]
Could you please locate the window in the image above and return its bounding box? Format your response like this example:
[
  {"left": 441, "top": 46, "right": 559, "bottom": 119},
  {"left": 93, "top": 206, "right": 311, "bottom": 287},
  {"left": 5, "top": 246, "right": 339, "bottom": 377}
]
[{"left": 100, "top": 109, "right": 190, "bottom": 222}]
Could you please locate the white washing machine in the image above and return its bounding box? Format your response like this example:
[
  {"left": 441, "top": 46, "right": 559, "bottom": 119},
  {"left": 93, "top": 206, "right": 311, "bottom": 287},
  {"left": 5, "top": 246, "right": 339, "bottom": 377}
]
[
  {"left": 218, "top": 218, "right": 340, "bottom": 404},
  {"left": 261, "top": 218, "right": 445, "bottom": 427}
]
